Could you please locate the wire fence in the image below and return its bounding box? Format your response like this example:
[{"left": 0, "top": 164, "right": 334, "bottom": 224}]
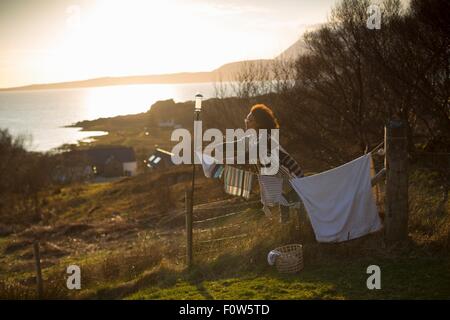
[
  {"left": 192, "top": 208, "right": 261, "bottom": 259},
  {"left": 186, "top": 141, "right": 449, "bottom": 264}
]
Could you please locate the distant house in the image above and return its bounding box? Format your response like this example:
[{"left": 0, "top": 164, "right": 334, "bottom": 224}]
[
  {"left": 158, "top": 119, "right": 181, "bottom": 129},
  {"left": 147, "top": 148, "right": 174, "bottom": 170},
  {"left": 84, "top": 147, "right": 138, "bottom": 177},
  {"left": 52, "top": 146, "right": 138, "bottom": 183}
]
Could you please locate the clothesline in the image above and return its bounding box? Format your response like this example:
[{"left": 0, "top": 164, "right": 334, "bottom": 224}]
[
  {"left": 201, "top": 140, "right": 385, "bottom": 179},
  {"left": 368, "top": 141, "right": 384, "bottom": 155}
]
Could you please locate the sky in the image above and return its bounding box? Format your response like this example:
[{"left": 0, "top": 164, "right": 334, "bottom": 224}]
[{"left": 0, "top": 0, "right": 338, "bottom": 88}]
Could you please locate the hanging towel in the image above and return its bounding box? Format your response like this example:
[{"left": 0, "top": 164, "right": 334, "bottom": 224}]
[
  {"left": 290, "top": 154, "right": 382, "bottom": 243},
  {"left": 223, "top": 165, "right": 242, "bottom": 196},
  {"left": 223, "top": 166, "right": 253, "bottom": 200},
  {"left": 242, "top": 170, "right": 254, "bottom": 199},
  {"left": 258, "top": 175, "right": 289, "bottom": 206},
  {"left": 198, "top": 152, "right": 224, "bottom": 179},
  {"left": 213, "top": 165, "right": 224, "bottom": 179}
]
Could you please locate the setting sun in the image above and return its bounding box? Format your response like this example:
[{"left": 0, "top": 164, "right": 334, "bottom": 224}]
[{"left": 57, "top": 0, "right": 212, "bottom": 78}]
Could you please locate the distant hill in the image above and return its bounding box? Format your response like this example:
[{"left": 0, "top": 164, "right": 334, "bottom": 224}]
[
  {"left": 275, "top": 24, "right": 323, "bottom": 60},
  {"left": 0, "top": 38, "right": 308, "bottom": 92},
  {"left": 275, "top": 38, "right": 308, "bottom": 60}
]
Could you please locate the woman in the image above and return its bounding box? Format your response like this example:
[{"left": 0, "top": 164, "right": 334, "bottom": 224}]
[
  {"left": 244, "top": 104, "right": 303, "bottom": 179},
  {"left": 243, "top": 104, "right": 303, "bottom": 222}
]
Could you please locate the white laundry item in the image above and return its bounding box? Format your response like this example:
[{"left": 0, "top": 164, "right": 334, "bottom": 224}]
[
  {"left": 290, "top": 154, "right": 382, "bottom": 243},
  {"left": 198, "top": 152, "right": 219, "bottom": 178},
  {"left": 258, "top": 175, "right": 289, "bottom": 206},
  {"left": 198, "top": 152, "right": 214, "bottom": 178},
  {"left": 267, "top": 250, "right": 282, "bottom": 266}
]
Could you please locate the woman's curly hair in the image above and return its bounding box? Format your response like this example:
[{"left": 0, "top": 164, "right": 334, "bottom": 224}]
[{"left": 250, "top": 104, "right": 279, "bottom": 130}]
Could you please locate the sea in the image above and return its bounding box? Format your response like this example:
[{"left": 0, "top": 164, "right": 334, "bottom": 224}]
[{"left": 0, "top": 82, "right": 227, "bottom": 152}]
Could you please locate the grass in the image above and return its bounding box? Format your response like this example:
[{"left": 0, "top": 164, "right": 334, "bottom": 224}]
[
  {"left": 409, "top": 167, "right": 450, "bottom": 249},
  {"left": 0, "top": 163, "right": 448, "bottom": 300},
  {"left": 126, "top": 256, "right": 450, "bottom": 300}
]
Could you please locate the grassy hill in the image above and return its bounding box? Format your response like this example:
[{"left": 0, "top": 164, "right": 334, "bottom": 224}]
[
  {"left": 0, "top": 161, "right": 449, "bottom": 299},
  {"left": 0, "top": 96, "right": 448, "bottom": 299}
]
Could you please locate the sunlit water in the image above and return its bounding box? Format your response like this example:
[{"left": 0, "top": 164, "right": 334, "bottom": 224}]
[{"left": 0, "top": 82, "right": 227, "bottom": 151}]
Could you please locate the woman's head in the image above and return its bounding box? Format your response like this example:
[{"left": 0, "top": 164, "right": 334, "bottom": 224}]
[{"left": 245, "top": 104, "right": 279, "bottom": 130}]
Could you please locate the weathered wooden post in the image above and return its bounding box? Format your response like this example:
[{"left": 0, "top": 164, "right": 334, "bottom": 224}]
[
  {"left": 185, "top": 189, "right": 193, "bottom": 269},
  {"left": 384, "top": 120, "right": 409, "bottom": 243},
  {"left": 186, "top": 93, "right": 202, "bottom": 269},
  {"left": 32, "top": 241, "right": 44, "bottom": 299}
]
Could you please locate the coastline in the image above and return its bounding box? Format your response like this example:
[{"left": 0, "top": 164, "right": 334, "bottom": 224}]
[
  {"left": 60, "top": 104, "right": 177, "bottom": 161},
  {"left": 0, "top": 82, "right": 228, "bottom": 154}
]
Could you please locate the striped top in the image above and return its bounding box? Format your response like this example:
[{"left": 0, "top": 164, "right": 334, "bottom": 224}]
[
  {"left": 221, "top": 133, "right": 304, "bottom": 180},
  {"left": 258, "top": 137, "right": 304, "bottom": 179},
  {"left": 277, "top": 146, "right": 304, "bottom": 179}
]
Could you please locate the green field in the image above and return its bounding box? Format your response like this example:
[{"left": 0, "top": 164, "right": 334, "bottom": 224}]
[{"left": 125, "top": 257, "right": 450, "bottom": 300}]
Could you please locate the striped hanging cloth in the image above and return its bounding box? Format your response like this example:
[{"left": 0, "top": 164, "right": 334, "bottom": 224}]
[
  {"left": 223, "top": 166, "right": 253, "bottom": 200},
  {"left": 241, "top": 170, "right": 254, "bottom": 200},
  {"left": 198, "top": 152, "right": 225, "bottom": 179}
]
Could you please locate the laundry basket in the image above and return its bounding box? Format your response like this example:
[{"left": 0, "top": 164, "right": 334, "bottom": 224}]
[{"left": 274, "top": 244, "right": 303, "bottom": 274}]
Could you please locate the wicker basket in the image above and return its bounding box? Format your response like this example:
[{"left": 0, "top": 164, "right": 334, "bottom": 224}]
[{"left": 274, "top": 244, "right": 304, "bottom": 274}]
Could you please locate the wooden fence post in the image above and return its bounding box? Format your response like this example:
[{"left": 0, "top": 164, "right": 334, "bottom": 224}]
[
  {"left": 384, "top": 120, "right": 409, "bottom": 243},
  {"left": 33, "top": 241, "right": 44, "bottom": 299},
  {"left": 185, "top": 189, "right": 193, "bottom": 269}
]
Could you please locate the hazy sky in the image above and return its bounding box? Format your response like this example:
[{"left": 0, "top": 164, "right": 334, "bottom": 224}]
[{"left": 0, "top": 0, "right": 338, "bottom": 87}]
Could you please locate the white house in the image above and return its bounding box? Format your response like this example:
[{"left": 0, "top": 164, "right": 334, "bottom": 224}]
[
  {"left": 158, "top": 119, "right": 181, "bottom": 128},
  {"left": 123, "top": 161, "right": 138, "bottom": 176},
  {"left": 84, "top": 147, "right": 138, "bottom": 177}
]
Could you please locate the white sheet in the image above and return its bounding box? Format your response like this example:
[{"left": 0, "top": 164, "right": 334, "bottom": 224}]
[{"left": 290, "top": 154, "right": 382, "bottom": 242}]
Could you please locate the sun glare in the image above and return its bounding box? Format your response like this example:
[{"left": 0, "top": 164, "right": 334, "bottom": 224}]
[
  {"left": 83, "top": 84, "right": 177, "bottom": 120},
  {"left": 52, "top": 0, "right": 225, "bottom": 81}
]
